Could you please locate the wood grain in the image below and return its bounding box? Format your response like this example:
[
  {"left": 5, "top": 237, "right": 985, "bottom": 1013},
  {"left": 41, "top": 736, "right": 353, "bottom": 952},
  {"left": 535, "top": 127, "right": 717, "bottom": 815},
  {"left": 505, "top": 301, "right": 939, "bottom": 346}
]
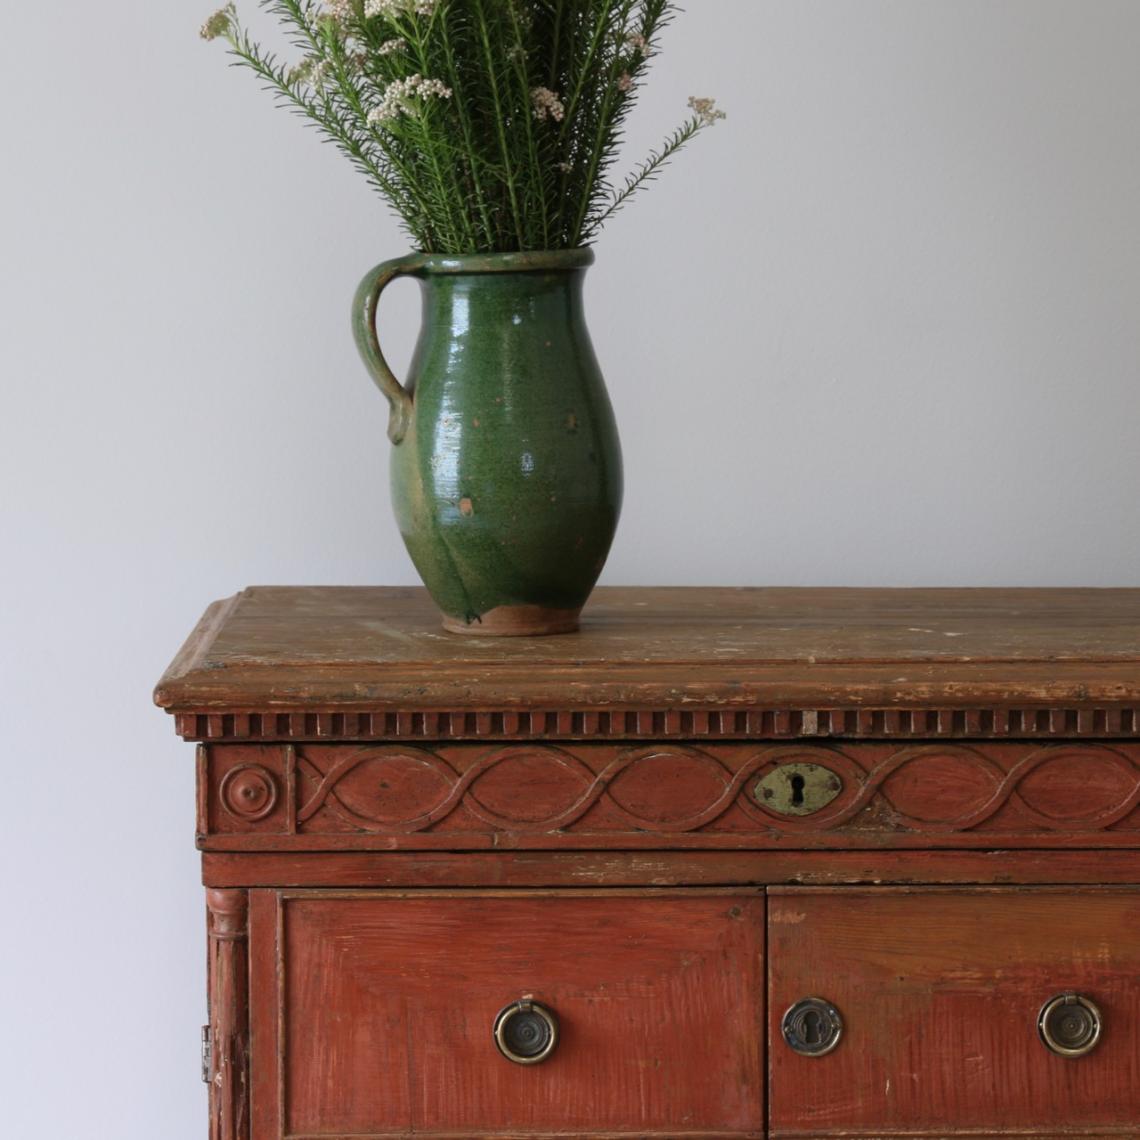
[
  {"left": 259, "top": 890, "right": 765, "bottom": 1137},
  {"left": 156, "top": 587, "right": 1140, "bottom": 1139},
  {"left": 206, "top": 888, "right": 249, "bottom": 1140},
  {"left": 198, "top": 740, "right": 1140, "bottom": 852},
  {"left": 246, "top": 891, "right": 281, "bottom": 1140},
  {"left": 201, "top": 849, "right": 1140, "bottom": 891},
  {"left": 768, "top": 888, "right": 1140, "bottom": 1137},
  {"left": 155, "top": 587, "right": 1140, "bottom": 724}
]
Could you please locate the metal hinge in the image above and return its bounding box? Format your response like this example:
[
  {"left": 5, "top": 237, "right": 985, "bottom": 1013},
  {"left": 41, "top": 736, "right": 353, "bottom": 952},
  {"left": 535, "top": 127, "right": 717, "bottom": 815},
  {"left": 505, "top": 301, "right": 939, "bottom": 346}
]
[{"left": 201, "top": 1025, "right": 212, "bottom": 1083}]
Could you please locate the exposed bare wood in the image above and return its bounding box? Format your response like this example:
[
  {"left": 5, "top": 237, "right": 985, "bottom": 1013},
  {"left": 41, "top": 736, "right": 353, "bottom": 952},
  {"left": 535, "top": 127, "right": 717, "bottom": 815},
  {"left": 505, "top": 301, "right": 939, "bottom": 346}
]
[
  {"left": 201, "top": 850, "right": 1140, "bottom": 890},
  {"left": 155, "top": 588, "right": 1140, "bottom": 731}
]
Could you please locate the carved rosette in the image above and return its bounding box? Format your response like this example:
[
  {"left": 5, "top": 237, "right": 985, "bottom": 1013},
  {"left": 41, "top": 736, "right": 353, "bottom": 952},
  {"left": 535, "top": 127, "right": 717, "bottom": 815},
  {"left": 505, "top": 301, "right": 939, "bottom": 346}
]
[{"left": 220, "top": 764, "right": 279, "bottom": 821}]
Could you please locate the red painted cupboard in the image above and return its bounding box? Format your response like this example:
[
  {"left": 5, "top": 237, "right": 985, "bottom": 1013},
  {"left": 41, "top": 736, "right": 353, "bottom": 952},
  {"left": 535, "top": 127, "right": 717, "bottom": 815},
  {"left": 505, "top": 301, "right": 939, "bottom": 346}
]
[{"left": 156, "top": 587, "right": 1140, "bottom": 1138}]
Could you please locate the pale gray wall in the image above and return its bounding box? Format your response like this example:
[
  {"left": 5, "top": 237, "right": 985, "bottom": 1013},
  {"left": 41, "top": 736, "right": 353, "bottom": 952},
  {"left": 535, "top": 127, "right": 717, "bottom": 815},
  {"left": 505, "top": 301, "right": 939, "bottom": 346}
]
[{"left": 1, "top": 1, "right": 1137, "bottom": 1133}]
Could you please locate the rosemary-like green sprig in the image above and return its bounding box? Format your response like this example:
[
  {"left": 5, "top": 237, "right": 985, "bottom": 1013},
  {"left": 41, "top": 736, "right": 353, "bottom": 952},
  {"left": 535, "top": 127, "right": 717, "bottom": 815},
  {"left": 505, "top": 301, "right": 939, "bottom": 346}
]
[{"left": 200, "top": 0, "right": 725, "bottom": 254}]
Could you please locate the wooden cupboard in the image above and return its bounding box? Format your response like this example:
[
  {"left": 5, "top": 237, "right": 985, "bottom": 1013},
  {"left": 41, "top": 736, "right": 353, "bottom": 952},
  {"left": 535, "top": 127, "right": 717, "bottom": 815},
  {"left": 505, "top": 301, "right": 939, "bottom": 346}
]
[{"left": 156, "top": 587, "right": 1140, "bottom": 1138}]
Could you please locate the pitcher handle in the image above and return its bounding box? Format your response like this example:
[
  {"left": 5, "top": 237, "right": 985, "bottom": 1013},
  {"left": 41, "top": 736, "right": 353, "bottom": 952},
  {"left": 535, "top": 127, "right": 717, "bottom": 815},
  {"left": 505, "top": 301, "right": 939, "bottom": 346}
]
[{"left": 352, "top": 254, "right": 425, "bottom": 445}]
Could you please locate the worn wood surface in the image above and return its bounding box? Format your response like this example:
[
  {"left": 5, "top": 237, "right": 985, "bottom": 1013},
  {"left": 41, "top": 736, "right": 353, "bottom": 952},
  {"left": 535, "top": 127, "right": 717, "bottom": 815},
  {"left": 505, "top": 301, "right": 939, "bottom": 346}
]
[
  {"left": 254, "top": 889, "right": 765, "bottom": 1137},
  {"left": 246, "top": 891, "right": 280, "bottom": 1140},
  {"left": 159, "top": 587, "right": 1140, "bottom": 1139},
  {"left": 198, "top": 740, "right": 1140, "bottom": 852},
  {"left": 764, "top": 1132, "right": 1139, "bottom": 1139},
  {"left": 201, "top": 849, "right": 1140, "bottom": 890},
  {"left": 155, "top": 587, "right": 1140, "bottom": 728},
  {"left": 768, "top": 888, "right": 1140, "bottom": 1137},
  {"left": 206, "top": 888, "right": 249, "bottom": 1140}
]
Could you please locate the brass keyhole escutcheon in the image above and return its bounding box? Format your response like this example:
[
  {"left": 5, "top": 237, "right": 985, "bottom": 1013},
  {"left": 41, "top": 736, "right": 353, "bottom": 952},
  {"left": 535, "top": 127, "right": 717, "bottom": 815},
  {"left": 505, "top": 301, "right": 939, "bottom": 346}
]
[
  {"left": 782, "top": 997, "right": 843, "bottom": 1057},
  {"left": 754, "top": 763, "right": 843, "bottom": 817},
  {"left": 1038, "top": 993, "right": 1102, "bottom": 1058}
]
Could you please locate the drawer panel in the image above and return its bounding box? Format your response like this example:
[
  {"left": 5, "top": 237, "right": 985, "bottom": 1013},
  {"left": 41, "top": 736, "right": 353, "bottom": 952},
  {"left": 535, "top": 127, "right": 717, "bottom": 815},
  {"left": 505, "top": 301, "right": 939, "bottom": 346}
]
[
  {"left": 768, "top": 887, "right": 1140, "bottom": 1137},
  {"left": 201, "top": 741, "right": 1140, "bottom": 851},
  {"left": 260, "top": 890, "right": 765, "bottom": 1138}
]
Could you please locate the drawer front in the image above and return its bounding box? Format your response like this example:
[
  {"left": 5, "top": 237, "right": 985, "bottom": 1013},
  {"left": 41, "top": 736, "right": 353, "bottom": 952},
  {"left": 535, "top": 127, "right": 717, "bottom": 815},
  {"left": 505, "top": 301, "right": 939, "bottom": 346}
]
[
  {"left": 201, "top": 740, "right": 1140, "bottom": 852},
  {"left": 768, "top": 887, "right": 1140, "bottom": 1137},
  {"left": 254, "top": 890, "right": 765, "bottom": 1138}
]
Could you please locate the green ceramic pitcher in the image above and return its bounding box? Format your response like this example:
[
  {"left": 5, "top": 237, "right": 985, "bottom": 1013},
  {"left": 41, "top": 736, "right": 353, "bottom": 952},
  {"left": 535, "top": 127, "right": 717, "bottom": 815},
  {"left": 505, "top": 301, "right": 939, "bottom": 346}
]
[{"left": 353, "top": 249, "right": 623, "bottom": 636}]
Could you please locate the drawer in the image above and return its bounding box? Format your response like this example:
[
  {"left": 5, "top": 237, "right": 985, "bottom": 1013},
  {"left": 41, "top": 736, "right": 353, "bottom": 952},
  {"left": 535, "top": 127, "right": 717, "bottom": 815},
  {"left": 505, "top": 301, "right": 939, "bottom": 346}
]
[
  {"left": 768, "top": 887, "right": 1140, "bottom": 1138},
  {"left": 251, "top": 889, "right": 765, "bottom": 1138},
  {"left": 200, "top": 741, "right": 1140, "bottom": 852}
]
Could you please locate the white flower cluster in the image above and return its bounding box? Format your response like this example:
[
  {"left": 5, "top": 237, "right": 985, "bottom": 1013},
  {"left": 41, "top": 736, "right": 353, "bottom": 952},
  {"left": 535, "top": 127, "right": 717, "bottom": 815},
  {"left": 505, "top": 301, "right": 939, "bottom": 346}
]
[
  {"left": 367, "top": 74, "right": 453, "bottom": 124},
  {"left": 319, "top": 0, "right": 353, "bottom": 20},
  {"left": 687, "top": 96, "right": 726, "bottom": 127},
  {"left": 378, "top": 38, "right": 404, "bottom": 55},
  {"left": 199, "top": 7, "right": 232, "bottom": 41},
  {"left": 287, "top": 57, "right": 331, "bottom": 87},
  {"left": 531, "top": 87, "right": 565, "bottom": 123},
  {"left": 625, "top": 31, "right": 651, "bottom": 57},
  {"left": 364, "top": 0, "right": 439, "bottom": 17}
]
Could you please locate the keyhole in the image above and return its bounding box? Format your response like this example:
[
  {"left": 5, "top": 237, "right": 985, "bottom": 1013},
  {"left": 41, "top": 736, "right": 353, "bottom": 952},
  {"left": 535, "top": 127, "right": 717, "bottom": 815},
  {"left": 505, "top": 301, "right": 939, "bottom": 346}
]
[
  {"left": 789, "top": 773, "right": 806, "bottom": 808},
  {"left": 784, "top": 998, "right": 843, "bottom": 1057}
]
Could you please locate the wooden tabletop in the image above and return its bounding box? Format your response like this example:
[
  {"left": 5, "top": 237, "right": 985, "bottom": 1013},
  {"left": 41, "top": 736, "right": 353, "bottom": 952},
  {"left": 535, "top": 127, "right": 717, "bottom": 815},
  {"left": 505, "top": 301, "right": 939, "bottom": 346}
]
[{"left": 155, "top": 586, "right": 1140, "bottom": 713}]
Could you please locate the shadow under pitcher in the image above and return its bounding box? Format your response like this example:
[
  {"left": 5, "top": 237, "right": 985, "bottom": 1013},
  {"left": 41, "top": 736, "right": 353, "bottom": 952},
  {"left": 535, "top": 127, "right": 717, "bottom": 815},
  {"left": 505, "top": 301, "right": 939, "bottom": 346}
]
[{"left": 353, "top": 249, "right": 623, "bottom": 636}]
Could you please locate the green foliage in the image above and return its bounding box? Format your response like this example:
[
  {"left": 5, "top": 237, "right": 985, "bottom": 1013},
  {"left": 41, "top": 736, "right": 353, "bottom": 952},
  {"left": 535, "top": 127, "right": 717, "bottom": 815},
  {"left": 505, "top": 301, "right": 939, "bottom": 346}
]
[{"left": 201, "top": 0, "right": 724, "bottom": 253}]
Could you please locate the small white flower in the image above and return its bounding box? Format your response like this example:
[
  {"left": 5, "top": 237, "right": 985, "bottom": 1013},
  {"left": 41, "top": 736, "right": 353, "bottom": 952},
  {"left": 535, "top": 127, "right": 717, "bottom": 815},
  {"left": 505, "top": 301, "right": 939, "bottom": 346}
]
[
  {"left": 617, "top": 72, "right": 634, "bottom": 93},
  {"left": 286, "top": 58, "right": 312, "bottom": 85},
  {"left": 687, "top": 96, "right": 726, "bottom": 126},
  {"left": 364, "top": 0, "right": 438, "bottom": 16},
  {"left": 368, "top": 73, "right": 453, "bottom": 125},
  {"left": 531, "top": 86, "right": 565, "bottom": 123},
  {"left": 378, "top": 37, "right": 404, "bottom": 55},
  {"left": 288, "top": 57, "right": 332, "bottom": 87},
  {"left": 625, "top": 31, "right": 651, "bottom": 57},
  {"left": 199, "top": 6, "right": 232, "bottom": 41},
  {"left": 320, "top": 0, "right": 353, "bottom": 20}
]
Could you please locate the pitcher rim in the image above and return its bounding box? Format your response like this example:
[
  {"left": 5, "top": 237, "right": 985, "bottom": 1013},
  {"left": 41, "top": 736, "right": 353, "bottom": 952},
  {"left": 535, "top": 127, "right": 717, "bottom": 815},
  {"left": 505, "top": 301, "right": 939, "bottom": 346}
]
[{"left": 406, "top": 248, "right": 595, "bottom": 276}]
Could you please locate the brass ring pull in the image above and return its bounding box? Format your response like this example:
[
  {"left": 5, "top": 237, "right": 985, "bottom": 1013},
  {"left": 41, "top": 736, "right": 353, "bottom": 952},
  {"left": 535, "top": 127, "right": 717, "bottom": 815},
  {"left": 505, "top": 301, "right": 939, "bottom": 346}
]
[
  {"left": 493, "top": 999, "right": 560, "bottom": 1065},
  {"left": 1038, "top": 992, "right": 1102, "bottom": 1058},
  {"left": 782, "top": 997, "right": 843, "bottom": 1057}
]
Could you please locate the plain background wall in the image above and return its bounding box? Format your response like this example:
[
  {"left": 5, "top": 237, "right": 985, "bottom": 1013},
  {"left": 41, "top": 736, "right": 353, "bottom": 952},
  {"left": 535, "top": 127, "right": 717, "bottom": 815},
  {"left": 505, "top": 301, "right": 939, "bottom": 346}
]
[{"left": 1, "top": 1, "right": 1138, "bottom": 1134}]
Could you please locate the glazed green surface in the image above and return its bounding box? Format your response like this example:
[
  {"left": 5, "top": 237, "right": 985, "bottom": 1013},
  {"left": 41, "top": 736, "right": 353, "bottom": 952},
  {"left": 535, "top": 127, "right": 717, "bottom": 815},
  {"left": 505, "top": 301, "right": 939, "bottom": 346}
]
[{"left": 357, "top": 251, "right": 622, "bottom": 628}]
